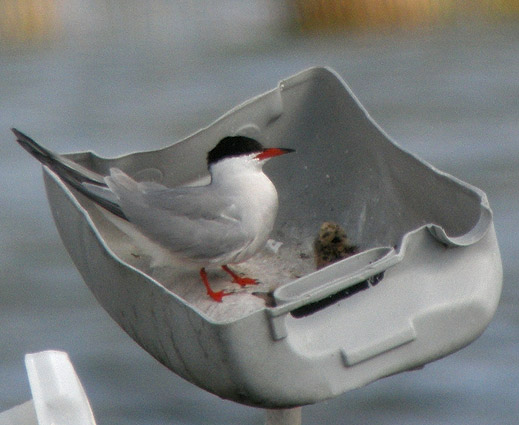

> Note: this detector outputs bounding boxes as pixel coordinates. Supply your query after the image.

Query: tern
[12,128,294,301]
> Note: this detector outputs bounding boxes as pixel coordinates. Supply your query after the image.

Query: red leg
[222,265,257,287]
[200,268,230,302]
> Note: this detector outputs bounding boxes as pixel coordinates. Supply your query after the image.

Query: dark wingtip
[12,128,128,221]
[11,128,29,141]
[12,128,28,145]
[12,128,56,164]
[12,127,35,147]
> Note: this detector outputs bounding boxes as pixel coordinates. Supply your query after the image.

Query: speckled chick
[314,221,357,269]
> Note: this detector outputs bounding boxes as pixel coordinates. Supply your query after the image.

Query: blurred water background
[0,1,518,424]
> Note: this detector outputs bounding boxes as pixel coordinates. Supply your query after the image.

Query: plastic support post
[265,408,302,425]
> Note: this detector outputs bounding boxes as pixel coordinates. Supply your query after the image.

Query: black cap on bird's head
[207,136,294,167]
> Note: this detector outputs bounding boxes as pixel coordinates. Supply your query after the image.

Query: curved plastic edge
[428,205,492,247]
[289,67,494,248]
[24,351,97,425]
[427,178,493,247]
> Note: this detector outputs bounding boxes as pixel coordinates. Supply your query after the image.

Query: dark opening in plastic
[290,272,384,318]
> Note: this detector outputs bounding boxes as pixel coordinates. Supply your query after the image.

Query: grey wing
[106,169,251,263]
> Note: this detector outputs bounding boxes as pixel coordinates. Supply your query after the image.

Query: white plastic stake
[24,351,97,425]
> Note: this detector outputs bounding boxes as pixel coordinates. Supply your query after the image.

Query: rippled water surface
[1,23,518,424]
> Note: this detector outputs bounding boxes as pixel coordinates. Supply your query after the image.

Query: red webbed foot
[222,265,258,287]
[200,268,232,302]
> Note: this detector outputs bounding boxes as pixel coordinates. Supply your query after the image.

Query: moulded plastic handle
[267,247,400,340]
[271,246,399,315]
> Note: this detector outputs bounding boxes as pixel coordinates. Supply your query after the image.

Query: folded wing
[105,168,251,264]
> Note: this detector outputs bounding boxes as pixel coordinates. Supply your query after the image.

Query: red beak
[255,147,295,161]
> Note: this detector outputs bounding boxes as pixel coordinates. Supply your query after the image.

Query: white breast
[210,157,279,264]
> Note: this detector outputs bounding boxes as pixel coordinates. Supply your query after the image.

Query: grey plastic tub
[41,67,502,407]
